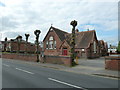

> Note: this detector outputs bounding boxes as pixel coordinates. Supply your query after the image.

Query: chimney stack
[87,28,89,31]
[75,29,79,33]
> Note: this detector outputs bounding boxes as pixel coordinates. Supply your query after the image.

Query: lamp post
[34,30,41,62]
[70,20,77,65]
[40,41,44,63]
[25,34,30,54]
[16,35,22,53]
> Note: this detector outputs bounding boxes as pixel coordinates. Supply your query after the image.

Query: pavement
[17,57,119,79]
[2,58,119,88]
[64,57,120,79]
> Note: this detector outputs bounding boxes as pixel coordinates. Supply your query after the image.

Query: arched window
[49,36,53,40]
[49,36,53,49]
[46,36,56,49]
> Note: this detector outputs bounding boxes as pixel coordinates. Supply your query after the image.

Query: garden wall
[2,53,72,66]
[105,56,120,71]
[2,53,37,62]
[41,55,72,66]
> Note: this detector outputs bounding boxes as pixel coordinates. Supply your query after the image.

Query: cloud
[0,16,20,31]
[98,35,118,46]
[0,0,118,46]
[0,2,6,7]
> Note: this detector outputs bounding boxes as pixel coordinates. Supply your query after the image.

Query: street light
[34,30,41,62]
[40,41,44,63]
[25,34,30,54]
[16,35,22,53]
[70,20,77,65]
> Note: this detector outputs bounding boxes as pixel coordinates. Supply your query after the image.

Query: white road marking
[15,68,34,74]
[3,64,10,67]
[48,78,87,89]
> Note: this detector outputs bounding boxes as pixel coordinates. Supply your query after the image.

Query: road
[2,59,119,89]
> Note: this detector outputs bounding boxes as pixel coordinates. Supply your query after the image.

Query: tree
[4,37,7,52]
[16,35,22,53]
[117,41,120,54]
[25,34,30,53]
[70,20,77,65]
[34,30,41,62]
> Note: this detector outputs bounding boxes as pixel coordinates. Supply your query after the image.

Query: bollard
[76,57,78,64]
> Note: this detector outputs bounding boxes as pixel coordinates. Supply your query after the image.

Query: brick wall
[2,53,72,66]
[2,53,37,62]
[105,56,120,71]
[5,41,41,53]
[41,55,72,66]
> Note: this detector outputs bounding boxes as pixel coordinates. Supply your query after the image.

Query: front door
[62,48,67,55]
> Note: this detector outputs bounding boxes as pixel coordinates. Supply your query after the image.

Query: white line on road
[15,68,34,74]
[3,64,10,67]
[48,78,87,90]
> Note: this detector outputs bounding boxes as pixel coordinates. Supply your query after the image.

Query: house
[43,26,107,58]
[98,40,108,56]
[0,41,6,52]
[108,45,117,53]
[43,26,68,56]
[2,37,41,54]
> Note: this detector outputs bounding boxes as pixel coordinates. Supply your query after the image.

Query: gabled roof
[43,26,98,49]
[52,26,68,41]
[65,30,97,48]
[43,26,68,42]
[99,40,108,49]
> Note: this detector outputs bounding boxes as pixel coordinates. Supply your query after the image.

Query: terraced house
[43,26,108,58]
[1,37,41,54]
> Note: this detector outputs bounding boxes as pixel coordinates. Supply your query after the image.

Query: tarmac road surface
[2,59,119,89]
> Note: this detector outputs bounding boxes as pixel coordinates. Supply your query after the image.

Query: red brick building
[43,26,68,56]
[43,26,108,58]
[1,38,41,54]
[98,40,108,56]
[0,41,5,52]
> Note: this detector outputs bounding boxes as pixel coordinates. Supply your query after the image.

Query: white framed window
[49,41,53,49]
[46,41,48,49]
[46,36,57,50]
[49,36,53,40]
[54,41,56,49]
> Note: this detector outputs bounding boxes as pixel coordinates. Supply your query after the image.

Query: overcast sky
[0,0,119,46]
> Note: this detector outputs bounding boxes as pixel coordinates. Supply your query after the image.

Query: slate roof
[44,26,98,49]
[65,30,97,49]
[51,26,68,41]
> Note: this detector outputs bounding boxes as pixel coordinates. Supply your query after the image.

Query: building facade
[98,40,108,56]
[43,26,68,56]
[1,38,41,54]
[43,26,108,58]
